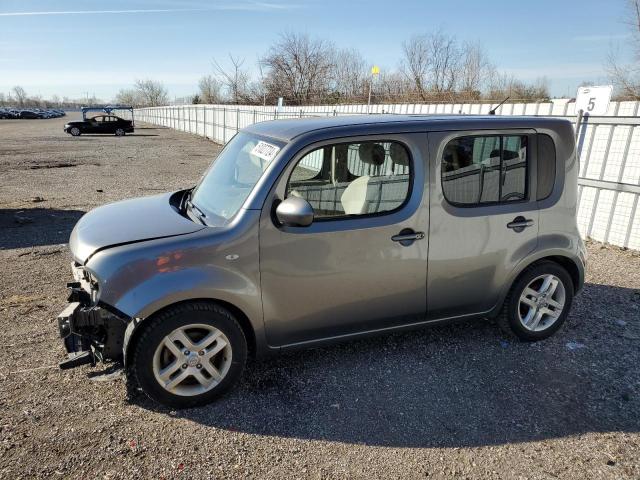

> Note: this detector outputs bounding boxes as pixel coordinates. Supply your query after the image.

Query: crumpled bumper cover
[58,284,129,369]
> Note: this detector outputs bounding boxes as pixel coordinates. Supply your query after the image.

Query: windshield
[190,132,283,224]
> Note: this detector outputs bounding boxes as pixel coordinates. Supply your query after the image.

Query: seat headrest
[389,143,409,167]
[358,143,386,166]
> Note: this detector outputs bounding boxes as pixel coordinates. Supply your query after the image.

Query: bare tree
[133,79,168,106]
[115,88,141,106]
[376,71,413,102]
[607,0,640,99]
[12,86,27,107]
[198,75,222,104]
[486,70,549,101]
[459,42,492,100]
[333,48,368,101]
[428,31,461,95]
[261,32,336,105]
[401,32,461,101]
[401,35,431,100]
[213,54,252,104]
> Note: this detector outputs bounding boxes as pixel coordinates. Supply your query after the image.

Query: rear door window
[441,134,528,205]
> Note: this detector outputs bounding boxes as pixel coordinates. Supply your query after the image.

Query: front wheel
[131,302,247,408]
[115,128,125,136]
[70,127,81,136]
[498,261,574,341]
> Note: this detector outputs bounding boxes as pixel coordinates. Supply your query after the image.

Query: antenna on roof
[489,96,510,115]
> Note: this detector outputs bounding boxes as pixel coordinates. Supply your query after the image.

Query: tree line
[0,86,102,109]
[116,30,552,107]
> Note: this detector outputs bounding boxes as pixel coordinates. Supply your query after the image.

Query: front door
[259,135,429,347]
[87,116,105,133]
[427,130,539,320]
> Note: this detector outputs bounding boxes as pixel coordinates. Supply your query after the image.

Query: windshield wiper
[185,197,207,225]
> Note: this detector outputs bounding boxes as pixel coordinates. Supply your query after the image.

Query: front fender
[115,264,261,327]
[84,210,266,352]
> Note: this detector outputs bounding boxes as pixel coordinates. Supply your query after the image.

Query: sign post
[575,85,612,157]
[575,85,612,138]
[367,65,380,114]
[575,85,613,116]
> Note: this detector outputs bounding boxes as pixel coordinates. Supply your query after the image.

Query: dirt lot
[1,116,639,479]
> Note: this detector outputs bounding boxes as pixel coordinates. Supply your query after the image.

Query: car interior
[287,141,411,218]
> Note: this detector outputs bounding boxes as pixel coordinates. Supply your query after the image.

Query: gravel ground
[1,116,639,479]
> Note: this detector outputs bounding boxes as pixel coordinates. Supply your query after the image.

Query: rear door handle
[507,216,534,233]
[392,229,425,246]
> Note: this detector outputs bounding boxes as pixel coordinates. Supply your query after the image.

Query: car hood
[70,192,205,264]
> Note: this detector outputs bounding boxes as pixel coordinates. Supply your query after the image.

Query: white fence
[136,101,640,250]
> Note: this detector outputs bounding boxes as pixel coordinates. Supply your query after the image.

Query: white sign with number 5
[575,85,613,116]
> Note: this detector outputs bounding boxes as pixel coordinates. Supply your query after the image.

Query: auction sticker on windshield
[251,141,280,162]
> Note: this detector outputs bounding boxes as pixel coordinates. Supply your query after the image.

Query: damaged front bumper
[57,283,129,370]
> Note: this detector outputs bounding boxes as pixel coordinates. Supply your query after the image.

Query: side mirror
[275,197,314,227]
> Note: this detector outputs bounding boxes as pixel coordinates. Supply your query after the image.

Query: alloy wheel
[517,274,566,332]
[152,324,232,396]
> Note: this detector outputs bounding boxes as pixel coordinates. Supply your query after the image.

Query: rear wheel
[70,127,81,136]
[115,128,125,136]
[131,302,247,408]
[498,261,574,341]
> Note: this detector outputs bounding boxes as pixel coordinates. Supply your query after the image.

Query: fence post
[253,109,257,125]
[237,107,240,134]
[203,106,207,138]
[223,107,226,143]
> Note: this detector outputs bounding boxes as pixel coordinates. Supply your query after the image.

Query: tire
[115,128,125,136]
[498,261,574,341]
[70,127,81,136]
[131,302,247,408]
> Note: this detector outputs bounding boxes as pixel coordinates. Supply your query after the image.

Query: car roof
[243,114,573,142]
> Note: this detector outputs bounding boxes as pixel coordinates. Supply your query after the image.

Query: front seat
[341,143,385,214]
[341,175,372,214]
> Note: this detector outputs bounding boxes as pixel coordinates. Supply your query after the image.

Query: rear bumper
[58,284,129,369]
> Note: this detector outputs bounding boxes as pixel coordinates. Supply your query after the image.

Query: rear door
[102,116,117,133]
[111,116,127,132]
[427,129,539,320]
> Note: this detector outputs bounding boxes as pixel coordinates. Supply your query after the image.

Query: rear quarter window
[537,134,556,200]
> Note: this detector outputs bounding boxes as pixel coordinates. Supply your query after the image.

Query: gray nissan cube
[58,115,586,408]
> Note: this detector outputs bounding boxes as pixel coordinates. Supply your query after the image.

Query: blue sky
[0,0,633,101]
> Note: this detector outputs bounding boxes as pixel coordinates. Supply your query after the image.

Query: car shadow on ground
[132,282,640,448]
[0,208,85,249]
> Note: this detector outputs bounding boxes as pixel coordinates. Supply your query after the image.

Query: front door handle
[392,229,425,246]
[507,216,534,233]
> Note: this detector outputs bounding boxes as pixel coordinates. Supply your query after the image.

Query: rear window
[441,135,528,205]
